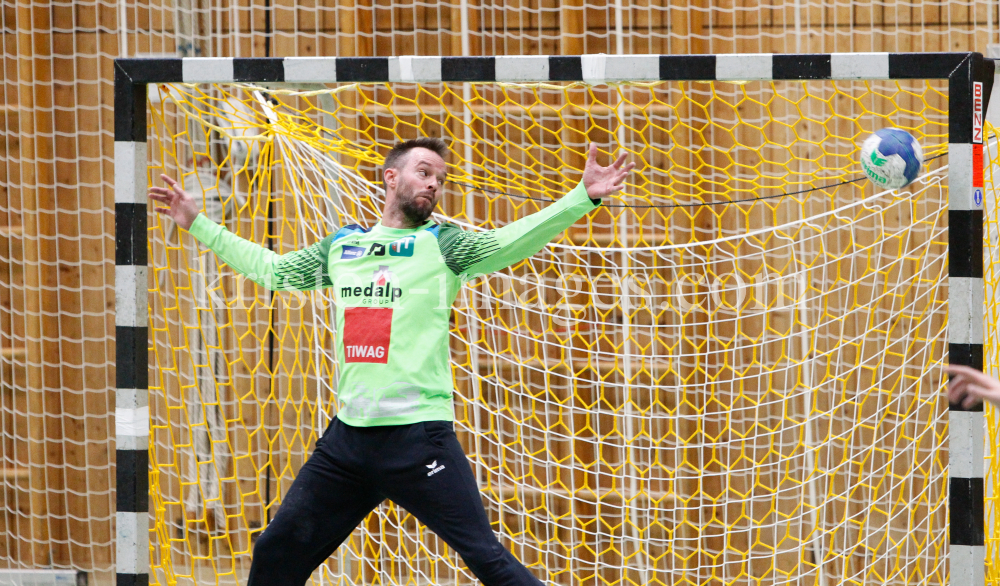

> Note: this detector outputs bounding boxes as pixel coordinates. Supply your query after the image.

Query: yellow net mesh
[984,124,1000,586]
[147,79,951,586]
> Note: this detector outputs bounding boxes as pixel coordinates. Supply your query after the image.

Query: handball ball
[860,128,924,189]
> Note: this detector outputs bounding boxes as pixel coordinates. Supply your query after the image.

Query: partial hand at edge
[581,143,636,201]
[947,364,1000,409]
[148,174,201,231]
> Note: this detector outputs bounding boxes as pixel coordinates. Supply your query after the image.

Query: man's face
[387,148,447,224]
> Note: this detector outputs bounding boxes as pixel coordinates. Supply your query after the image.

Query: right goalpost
[114,53,994,586]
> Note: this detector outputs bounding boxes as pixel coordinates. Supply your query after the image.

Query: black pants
[246,417,543,586]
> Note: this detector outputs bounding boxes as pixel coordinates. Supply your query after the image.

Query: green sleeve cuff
[567,180,601,207]
[187,213,218,243]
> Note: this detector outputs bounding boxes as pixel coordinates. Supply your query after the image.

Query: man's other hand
[581,143,636,200]
[149,174,200,231]
[947,364,1000,409]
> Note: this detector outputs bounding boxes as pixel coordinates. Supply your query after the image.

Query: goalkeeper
[149,137,634,586]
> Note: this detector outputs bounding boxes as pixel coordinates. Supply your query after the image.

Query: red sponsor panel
[343,307,393,364]
[974,143,984,188]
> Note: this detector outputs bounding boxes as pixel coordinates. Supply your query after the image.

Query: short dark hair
[383,137,449,176]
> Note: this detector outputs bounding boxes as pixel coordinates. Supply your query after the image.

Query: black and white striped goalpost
[948,53,994,586]
[113,52,995,586]
[114,64,150,586]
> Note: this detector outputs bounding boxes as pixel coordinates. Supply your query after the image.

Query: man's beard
[397,184,435,224]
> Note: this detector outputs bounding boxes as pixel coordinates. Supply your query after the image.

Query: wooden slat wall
[0,0,993,573]
[0,0,116,571]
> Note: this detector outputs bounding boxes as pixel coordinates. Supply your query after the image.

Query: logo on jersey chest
[343,307,392,364]
[341,245,366,259]
[342,236,416,260]
[389,236,415,257]
[340,265,402,304]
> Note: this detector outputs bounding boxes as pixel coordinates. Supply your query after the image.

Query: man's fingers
[960,384,991,408]
[946,365,996,390]
[948,382,975,404]
[948,364,982,378]
[950,365,997,389]
[954,383,991,403]
[613,163,636,182]
[160,174,183,194]
[948,377,973,397]
[611,153,627,170]
[587,143,598,163]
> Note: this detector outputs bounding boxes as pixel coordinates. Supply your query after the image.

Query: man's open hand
[581,143,636,200]
[148,174,200,231]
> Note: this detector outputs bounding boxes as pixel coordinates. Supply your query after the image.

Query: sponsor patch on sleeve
[343,307,393,364]
[341,245,366,260]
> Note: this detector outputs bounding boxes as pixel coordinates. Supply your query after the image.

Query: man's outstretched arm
[439,144,635,278]
[149,174,334,291]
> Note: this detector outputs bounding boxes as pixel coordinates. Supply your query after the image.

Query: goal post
[114,53,995,586]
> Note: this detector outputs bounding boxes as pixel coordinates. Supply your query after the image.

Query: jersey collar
[370,220,435,237]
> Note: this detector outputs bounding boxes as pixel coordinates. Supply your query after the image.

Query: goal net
[145,71,961,586]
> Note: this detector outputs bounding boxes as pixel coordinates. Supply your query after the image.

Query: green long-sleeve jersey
[187,181,599,426]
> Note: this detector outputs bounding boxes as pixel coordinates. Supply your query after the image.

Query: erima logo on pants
[426,460,445,476]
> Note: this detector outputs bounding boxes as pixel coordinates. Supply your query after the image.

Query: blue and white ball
[860,128,924,190]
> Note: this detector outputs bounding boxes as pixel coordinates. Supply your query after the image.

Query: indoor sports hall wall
[0,0,994,577]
